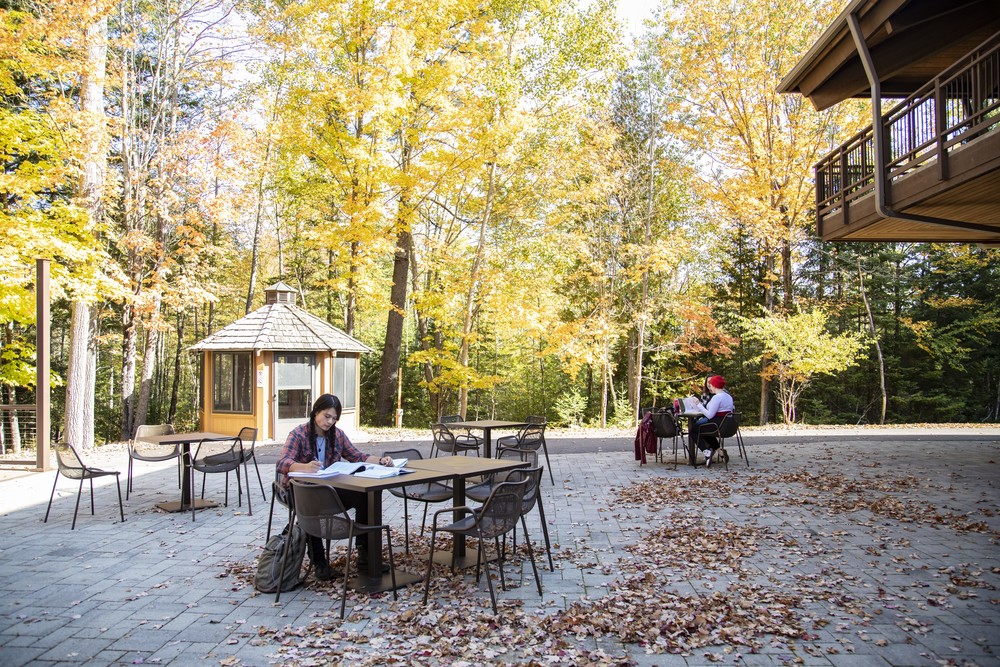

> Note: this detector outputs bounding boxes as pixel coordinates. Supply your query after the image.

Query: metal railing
[816,31,1000,222]
[1,404,37,457]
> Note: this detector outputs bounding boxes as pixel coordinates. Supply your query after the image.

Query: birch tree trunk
[65,13,107,451]
[458,161,496,418]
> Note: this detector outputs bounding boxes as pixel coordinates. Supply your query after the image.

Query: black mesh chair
[470,464,553,572]
[651,409,681,468]
[429,422,480,458]
[127,424,180,500]
[423,478,541,614]
[496,423,552,483]
[440,414,482,449]
[284,479,397,618]
[694,413,748,470]
[236,427,266,501]
[382,447,452,554]
[44,442,125,530]
[191,436,249,520]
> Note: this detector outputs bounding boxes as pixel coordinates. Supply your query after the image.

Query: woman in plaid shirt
[276,393,393,580]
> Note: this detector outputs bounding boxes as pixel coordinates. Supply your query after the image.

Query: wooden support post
[36,259,51,471]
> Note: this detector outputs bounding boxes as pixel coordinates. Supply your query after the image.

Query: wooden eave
[778,0,1000,110]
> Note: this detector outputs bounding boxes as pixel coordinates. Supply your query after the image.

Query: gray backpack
[254,524,307,593]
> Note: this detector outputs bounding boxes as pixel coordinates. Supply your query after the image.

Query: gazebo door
[274,353,316,442]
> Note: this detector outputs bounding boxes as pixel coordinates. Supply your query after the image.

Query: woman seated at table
[688,375,734,468]
[276,393,393,581]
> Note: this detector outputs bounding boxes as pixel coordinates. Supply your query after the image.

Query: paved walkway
[1,428,998,666]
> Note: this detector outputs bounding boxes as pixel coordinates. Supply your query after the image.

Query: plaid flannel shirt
[276,422,365,485]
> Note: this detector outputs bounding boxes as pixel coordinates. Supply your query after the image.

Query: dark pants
[303,488,369,566]
[691,415,725,451]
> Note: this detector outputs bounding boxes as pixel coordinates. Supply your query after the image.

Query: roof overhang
[778,0,1000,111]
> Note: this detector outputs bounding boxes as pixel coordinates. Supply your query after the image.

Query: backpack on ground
[254,524,306,593]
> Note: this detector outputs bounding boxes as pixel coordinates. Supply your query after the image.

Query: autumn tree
[657,0,868,423]
[742,308,867,424]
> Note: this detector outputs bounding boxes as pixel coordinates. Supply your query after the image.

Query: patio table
[139,431,231,513]
[444,419,528,458]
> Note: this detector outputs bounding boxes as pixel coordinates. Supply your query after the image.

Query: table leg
[155,443,218,513]
[687,419,697,467]
[347,490,420,593]
[483,428,492,458]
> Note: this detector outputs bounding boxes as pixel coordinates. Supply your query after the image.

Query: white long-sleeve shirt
[699,390,734,419]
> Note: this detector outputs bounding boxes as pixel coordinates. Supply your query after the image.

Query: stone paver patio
[1,427,998,666]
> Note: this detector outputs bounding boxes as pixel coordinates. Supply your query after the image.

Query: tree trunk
[375,228,412,425]
[375,138,414,426]
[168,310,184,424]
[132,289,162,430]
[459,161,496,417]
[858,259,887,424]
[65,14,106,451]
[758,246,775,425]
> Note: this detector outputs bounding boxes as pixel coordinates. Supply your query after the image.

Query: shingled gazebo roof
[189,282,372,353]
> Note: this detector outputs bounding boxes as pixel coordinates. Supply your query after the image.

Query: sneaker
[704,449,712,468]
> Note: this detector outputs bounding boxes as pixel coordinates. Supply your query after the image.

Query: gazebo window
[213,352,252,413]
[333,353,357,409]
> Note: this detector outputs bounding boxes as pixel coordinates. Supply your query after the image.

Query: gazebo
[189,282,372,442]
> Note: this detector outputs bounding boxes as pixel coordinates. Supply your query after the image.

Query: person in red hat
[689,375,734,467]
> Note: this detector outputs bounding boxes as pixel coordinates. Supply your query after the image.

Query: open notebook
[289,458,411,479]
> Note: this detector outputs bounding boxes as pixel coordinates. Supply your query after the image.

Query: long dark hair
[307,394,342,459]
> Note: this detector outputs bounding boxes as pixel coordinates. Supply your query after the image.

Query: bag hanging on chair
[254,524,307,593]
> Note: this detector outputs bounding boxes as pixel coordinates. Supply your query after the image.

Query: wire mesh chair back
[526,415,546,425]
[439,414,463,424]
[431,423,458,453]
[131,424,177,459]
[54,441,89,480]
[192,437,243,473]
[718,413,739,439]
[289,480,354,542]
[475,479,528,540]
[503,466,543,515]
[513,423,545,451]
[237,427,258,454]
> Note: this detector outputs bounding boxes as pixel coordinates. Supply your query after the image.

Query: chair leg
[126,457,133,500]
[402,496,411,554]
[341,527,354,619]
[89,478,96,515]
[44,472,60,523]
[494,535,506,592]
[520,514,543,595]
[243,459,252,515]
[72,478,85,530]
[266,492,276,542]
[420,503,430,536]
[423,525,439,605]
[483,538,498,614]
[191,471,197,522]
[115,475,125,523]
[535,496,554,571]
[384,526,398,600]
[541,440,554,484]
[275,512,294,603]
[250,456,266,501]
[200,472,206,499]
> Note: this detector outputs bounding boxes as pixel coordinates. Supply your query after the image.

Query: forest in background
[2,0,999,452]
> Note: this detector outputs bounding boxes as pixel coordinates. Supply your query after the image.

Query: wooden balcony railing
[815,31,1000,223]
